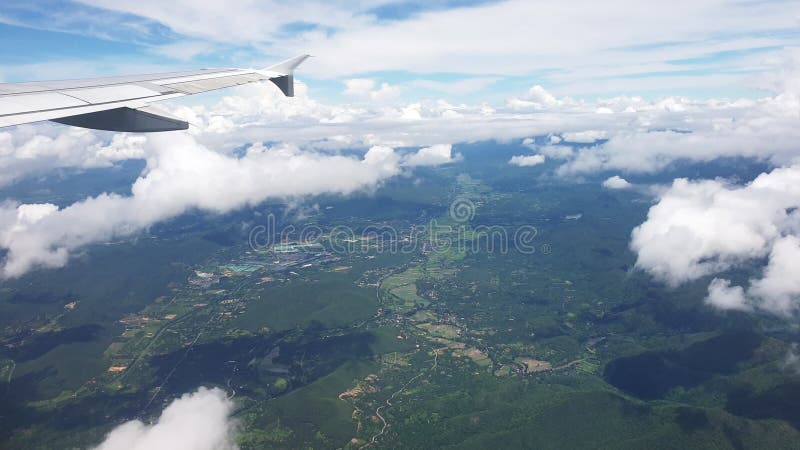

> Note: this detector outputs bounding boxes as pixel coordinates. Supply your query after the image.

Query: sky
[0,0,799,102]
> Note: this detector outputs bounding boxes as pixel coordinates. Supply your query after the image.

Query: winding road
[363,346,439,448]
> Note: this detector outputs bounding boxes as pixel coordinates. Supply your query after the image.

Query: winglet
[261,54,311,97]
[264,54,312,76]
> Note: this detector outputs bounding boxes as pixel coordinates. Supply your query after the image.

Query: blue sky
[0,0,798,103]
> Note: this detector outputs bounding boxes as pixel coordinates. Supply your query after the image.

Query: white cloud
[154,52,800,178]
[92,387,237,450]
[343,78,401,101]
[537,145,574,160]
[562,130,607,143]
[0,81,494,276]
[509,154,545,167]
[507,85,582,111]
[525,85,558,106]
[556,95,800,175]
[343,78,375,96]
[522,139,574,160]
[706,278,751,312]
[508,85,563,110]
[631,165,800,316]
[0,126,146,187]
[0,134,408,277]
[602,175,631,189]
[403,144,460,167]
[370,83,402,102]
[3,52,798,194]
[706,236,800,315]
[745,235,800,315]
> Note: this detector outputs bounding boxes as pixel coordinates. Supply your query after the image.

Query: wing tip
[264,54,312,76]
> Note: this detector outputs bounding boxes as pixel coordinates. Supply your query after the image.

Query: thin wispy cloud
[0,0,796,98]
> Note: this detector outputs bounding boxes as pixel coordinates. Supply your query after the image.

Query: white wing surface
[0,54,311,132]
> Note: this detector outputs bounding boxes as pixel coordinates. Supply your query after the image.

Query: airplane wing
[0,54,311,132]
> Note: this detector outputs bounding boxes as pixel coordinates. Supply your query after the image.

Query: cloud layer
[0,52,799,282]
[171,56,800,179]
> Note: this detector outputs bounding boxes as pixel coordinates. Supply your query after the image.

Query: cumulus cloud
[707,236,800,315]
[0,133,414,277]
[403,144,460,167]
[508,85,576,110]
[0,126,146,187]
[509,154,545,167]
[631,165,800,316]
[0,129,464,277]
[343,78,376,96]
[741,235,800,314]
[602,175,631,189]
[706,278,751,312]
[343,78,401,101]
[368,83,402,101]
[92,387,237,450]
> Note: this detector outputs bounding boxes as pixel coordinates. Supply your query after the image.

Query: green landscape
[0,142,798,449]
